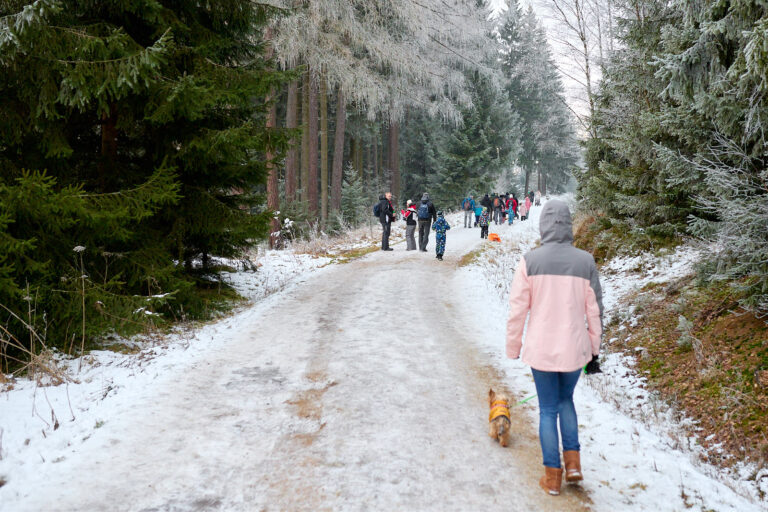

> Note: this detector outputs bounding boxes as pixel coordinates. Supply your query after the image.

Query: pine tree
[0,0,287,361]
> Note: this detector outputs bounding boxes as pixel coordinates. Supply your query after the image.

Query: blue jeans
[531,368,581,468]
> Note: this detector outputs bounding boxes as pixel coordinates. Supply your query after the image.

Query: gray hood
[422,193,430,201]
[539,200,573,244]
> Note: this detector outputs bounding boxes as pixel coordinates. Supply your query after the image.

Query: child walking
[478,207,491,239]
[432,211,451,260]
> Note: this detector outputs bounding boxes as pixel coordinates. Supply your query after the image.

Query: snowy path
[8,218,590,512]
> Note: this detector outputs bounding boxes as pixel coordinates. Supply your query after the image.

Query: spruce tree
[0,1,286,360]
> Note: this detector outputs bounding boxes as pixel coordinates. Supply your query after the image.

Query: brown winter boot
[539,466,563,496]
[563,450,583,483]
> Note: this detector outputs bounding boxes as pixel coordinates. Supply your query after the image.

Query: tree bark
[319,77,329,227]
[524,168,530,195]
[99,102,118,192]
[308,72,319,217]
[266,99,279,248]
[330,86,345,213]
[389,121,400,199]
[285,80,298,203]
[265,28,280,248]
[301,71,310,203]
[372,132,378,179]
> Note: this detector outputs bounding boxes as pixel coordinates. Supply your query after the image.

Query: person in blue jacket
[461,195,476,228]
[432,211,451,261]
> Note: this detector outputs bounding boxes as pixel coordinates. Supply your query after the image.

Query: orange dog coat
[489,400,510,422]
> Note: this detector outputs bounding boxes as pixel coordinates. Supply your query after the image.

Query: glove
[584,354,602,375]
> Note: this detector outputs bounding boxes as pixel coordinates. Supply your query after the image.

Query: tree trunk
[389,121,400,199]
[266,100,279,248]
[373,133,378,179]
[355,138,363,180]
[285,80,298,203]
[265,28,280,248]
[99,102,118,192]
[331,86,345,212]
[301,71,310,203]
[308,72,319,217]
[524,168,530,195]
[319,77,329,227]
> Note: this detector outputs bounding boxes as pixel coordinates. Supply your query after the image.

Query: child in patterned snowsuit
[478,207,491,239]
[432,211,451,261]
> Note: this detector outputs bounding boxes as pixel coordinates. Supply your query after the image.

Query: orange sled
[488,233,501,242]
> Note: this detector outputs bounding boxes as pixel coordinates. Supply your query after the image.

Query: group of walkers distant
[375,188,546,258]
[461,190,543,238]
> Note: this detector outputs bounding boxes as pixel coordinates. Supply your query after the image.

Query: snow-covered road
[7,217,593,512]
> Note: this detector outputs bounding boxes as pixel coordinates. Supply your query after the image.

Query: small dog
[488,388,511,447]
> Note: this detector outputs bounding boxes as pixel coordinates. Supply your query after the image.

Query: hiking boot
[563,451,583,483]
[539,467,563,496]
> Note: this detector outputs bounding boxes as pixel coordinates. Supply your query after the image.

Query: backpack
[373,202,381,218]
[463,199,471,211]
[493,197,500,207]
[417,202,431,219]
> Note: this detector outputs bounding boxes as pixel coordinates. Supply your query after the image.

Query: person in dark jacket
[378,192,395,251]
[481,193,492,212]
[417,193,437,252]
[529,190,535,205]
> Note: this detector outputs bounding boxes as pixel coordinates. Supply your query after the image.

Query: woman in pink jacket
[506,200,603,496]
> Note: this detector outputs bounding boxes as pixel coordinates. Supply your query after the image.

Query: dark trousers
[418,220,431,251]
[481,225,489,238]
[381,221,391,249]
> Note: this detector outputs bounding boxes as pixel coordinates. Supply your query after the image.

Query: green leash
[513,394,537,407]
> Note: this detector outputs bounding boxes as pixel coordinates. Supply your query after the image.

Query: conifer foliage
[0,0,285,363]
[582,0,768,314]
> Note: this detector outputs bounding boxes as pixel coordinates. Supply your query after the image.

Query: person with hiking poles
[461,194,475,228]
[417,193,437,252]
[505,200,603,496]
[376,192,395,251]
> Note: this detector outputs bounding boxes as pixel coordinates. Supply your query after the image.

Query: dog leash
[512,394,537,407]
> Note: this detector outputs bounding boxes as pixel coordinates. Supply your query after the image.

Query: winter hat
[482,206,488,212]
[437,210,444,217]
[406,199,413,206]
[422,193,430,201]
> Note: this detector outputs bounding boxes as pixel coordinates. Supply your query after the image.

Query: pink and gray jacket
[506,200,603,372]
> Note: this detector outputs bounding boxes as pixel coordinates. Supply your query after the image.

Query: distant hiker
[501,193,509,223]
[481,193,492,213]
[462,195,476,228]
[529,190,535,205]
[506,194,517,225]
[432,211,451,261]
[535,190,542,206]
[518,199,528,221]
[377,192,395,251]
[417,193,437,252]
[525,195,532,218]
[474,204,483,227]
[493,195,503,225]
[506,199,603,496]
[403,199,418,251]
[478,207,491,239]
